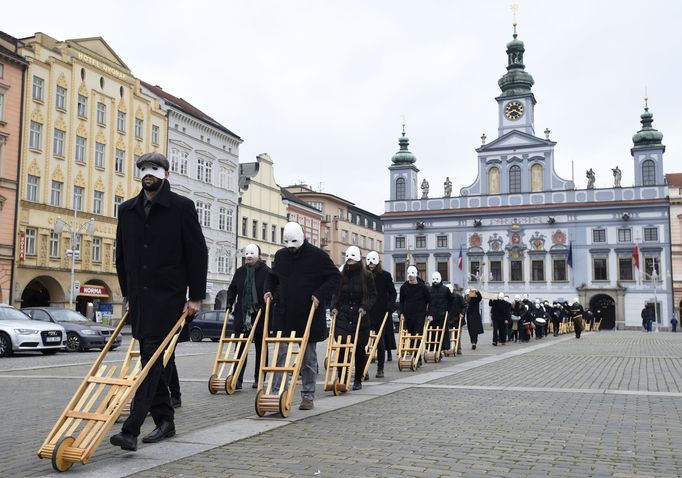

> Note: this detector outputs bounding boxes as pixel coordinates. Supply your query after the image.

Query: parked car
[189,310,233,342]
[0,304,66,357]
[22,307,121,352]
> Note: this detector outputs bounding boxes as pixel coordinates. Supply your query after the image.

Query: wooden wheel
[225,374,236,395]
[410,361,417,371]
[208,374,218,395]
[255,389,266,417]
[324,357,328,370]
[398,361,404,371]
[336,380,347,395]
[51,436,75,472]
[279,391,290,418]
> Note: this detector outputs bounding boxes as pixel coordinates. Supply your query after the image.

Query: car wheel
[0,333,12,357]
[190,328,203,342]
[66,332,82,352]
[42,350,58,355]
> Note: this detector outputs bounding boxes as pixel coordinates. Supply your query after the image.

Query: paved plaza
[2,330,682,477]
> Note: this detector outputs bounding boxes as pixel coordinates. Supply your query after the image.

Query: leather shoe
[170,396,181,408]
[142,421,175,443]
[252,382,258,389]
[110,431,137,451]
[299,398,314,410]
[352,381,362,391]
[376,368,384,378]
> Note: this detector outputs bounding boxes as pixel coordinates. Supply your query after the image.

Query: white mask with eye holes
[283,222,304,250]
[139,163,166,179]
[345,246,361,263]
[431,272,442,285]
[366,251,380,265]
[244,244,259,259]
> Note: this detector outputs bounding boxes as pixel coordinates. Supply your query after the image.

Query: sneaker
[299,398,314,410]
[376,368,384,378]
[170,396,182,408]
[352,381,362,391]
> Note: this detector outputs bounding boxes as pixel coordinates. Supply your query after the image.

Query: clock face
[505,101,524,120]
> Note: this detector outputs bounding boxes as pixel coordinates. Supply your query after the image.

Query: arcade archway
[590,294,616,330]
[77,279,112,322]
[214,290,228,310]
[21,276,65,308]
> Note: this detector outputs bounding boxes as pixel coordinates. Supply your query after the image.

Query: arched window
[530,164,543,192]
[509,165,521,193]
[642,160,656,186]
[395,177,406,200]
[487,167,500,194]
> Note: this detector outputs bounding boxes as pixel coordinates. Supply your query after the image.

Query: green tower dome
[632,101,664,148]
[391,128,417,165]
[498,28,535,97]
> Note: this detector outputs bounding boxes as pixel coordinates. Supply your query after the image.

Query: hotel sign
[76,52,127,81]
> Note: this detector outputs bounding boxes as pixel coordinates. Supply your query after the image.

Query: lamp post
[54,210,95,309]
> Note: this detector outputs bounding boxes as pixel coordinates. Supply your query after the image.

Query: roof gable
[67,37,129,71]
[477,130,554,152]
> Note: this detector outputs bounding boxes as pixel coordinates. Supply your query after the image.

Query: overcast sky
[5,0,682,213]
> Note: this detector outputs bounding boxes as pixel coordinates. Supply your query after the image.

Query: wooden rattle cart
[323,312,362,395]
[362,312,388,381]
[423,312,448,363]
[37,312,187,472]
[397,317,431,371]
[254,300,315,418]
[208,307,262,395]
[443,314,464,357]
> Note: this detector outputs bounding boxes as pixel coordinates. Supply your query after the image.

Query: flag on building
[633,243,640,269]
[457,245,463,270]
[567,241,573,268]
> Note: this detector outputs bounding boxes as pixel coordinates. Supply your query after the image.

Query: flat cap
[136,152,169,171]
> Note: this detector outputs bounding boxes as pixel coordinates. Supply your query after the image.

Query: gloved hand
[359,307,367,316]
[331,308,338,316]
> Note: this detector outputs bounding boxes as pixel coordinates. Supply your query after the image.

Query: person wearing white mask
[399,266,431,365]
[264,222,340,410]
[365,251,397,376]
[489,292,510,346]
[331,246,377,390]
[225,244,271,389]
[428,272,453,351]
[465,288,483,349]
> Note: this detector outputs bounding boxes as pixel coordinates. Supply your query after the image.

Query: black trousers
[574,319,582,338]
[123,337,174,436]
[165,352,181,399]
[492,319,506,344]
[237,329,267,385]
[336,320,370,382]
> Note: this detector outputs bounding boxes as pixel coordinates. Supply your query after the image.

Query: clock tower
[496,24,536,137]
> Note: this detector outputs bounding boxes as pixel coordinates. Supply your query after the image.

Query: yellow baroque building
[13,33,166,322]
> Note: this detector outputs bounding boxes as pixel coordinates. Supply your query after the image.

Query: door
[590,294,616,330]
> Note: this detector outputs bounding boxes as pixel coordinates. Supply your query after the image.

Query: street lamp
[54,212,95,309]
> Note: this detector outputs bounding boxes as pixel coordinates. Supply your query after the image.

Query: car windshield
[0,307,31,320]
[50,309,89,322]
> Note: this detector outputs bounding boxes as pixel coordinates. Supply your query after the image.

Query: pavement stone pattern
[3,330,682,477]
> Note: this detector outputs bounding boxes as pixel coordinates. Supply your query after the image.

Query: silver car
[0,304,66,357]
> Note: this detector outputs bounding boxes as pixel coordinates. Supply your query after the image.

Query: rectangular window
[196,202,211,227]
[218,208,227,231]
[469,260,481,281]
[135,118,143,139]
[197,158,205,181]
[341,230,348,243]
[553,258,567,281]
[73,186,84,211]
[510,260,523,282]
[95,142,105,168]
[645,256,660,278]
[133,155,141,179]
[252,220,258,239]
[593,257,608,281]
[415,235,426,248]
[592,229,606,243]
[77,94,87,118]
[55,86,66,110]
[50,180,63,207]
[242,218,248,236]
[114,195,123,217]
[96,102,106,125]
[395,236,405,249]
[92,238,101,262]
[416,262,427,281]
[490,260,502,281]
[180,152,188,176]
[360,235,365,248]
[436,235,448,248]
[271,224,277,243]
[117,111,126,132]
[0,92,4,122]
[26,175,39,202]
[531,259,545,281]
[617,228,632,243]
[368,238,374,250]
[437,261,449,282]
[262,222,267,241]
[75,135,86,162]
[394,261,406,283]
[217,256,227,274]
[377,240,382,252]
[29,121,42,150]
[53,129,65,156]
[351,233,358,245]
[226,209,233,233]
[25,228,37,255]
[115,149,124,173]
[32,75,44,101]
[49,233,60,258]
[93,191,103,215]
[618,257,634,281]
[644,227,658,242]
[151,125,160,145]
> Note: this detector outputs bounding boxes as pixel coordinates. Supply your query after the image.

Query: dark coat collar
[126,180,173,213]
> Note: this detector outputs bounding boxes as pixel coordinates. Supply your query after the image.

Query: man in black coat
[111,153,208,451]
[366,251,396,378]
[226,244,271,389]
[449,287,466,354]
[264,222,340,411]
[428,272,453,350]
[489,292,510,346]
[465,289,483,349]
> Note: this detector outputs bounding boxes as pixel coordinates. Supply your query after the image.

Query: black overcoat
[116,180,208,340]
[332,265,377,331]
[369,269,397,332]
[429,283,453,323]
[265,240,341,342]
[226,260,271,333]
[466,291,484,335]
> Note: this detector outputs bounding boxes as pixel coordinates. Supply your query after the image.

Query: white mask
[431,272,442,285]
[345,246,361,263]
[138,163,166,179]
[366,251,380,265]
[283,222,304,250]
[407,266,418,278]
[244,244,259,259]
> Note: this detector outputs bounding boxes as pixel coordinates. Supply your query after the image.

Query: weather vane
[511,4,519,35]
[644,85,649,109]
[401,114,406,134]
